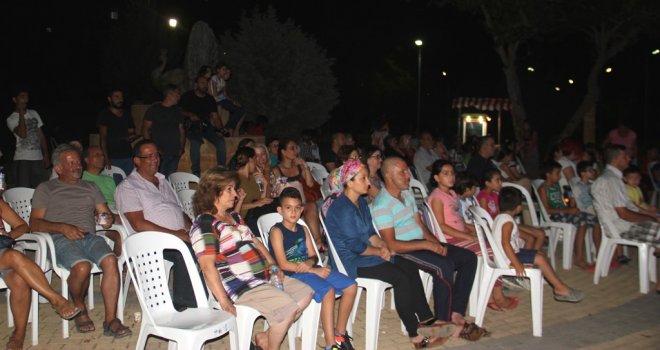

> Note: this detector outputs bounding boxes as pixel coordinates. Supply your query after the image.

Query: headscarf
[322,160,363,216]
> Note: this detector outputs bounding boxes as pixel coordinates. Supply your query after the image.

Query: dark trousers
[163,242,204,310]
[14,160,47,188]
[159,154,180,178]
[357,257,434,337]
[401,245,477,321]
[188,125,226,176]
[218,99,246,130]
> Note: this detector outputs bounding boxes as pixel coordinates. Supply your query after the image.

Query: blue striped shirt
[371,189,423,241]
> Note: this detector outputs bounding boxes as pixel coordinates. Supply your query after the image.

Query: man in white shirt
[413,132,439,188]
[115,139,197,310]
[591,144,659,255]
[6,89,50,187]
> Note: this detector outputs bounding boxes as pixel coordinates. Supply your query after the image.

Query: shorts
[235,276,312,325]
[292,269,356,303]
[550,212,598,227]
[515,249,537,265]
[52,233,114,269]
[0,248,11,277]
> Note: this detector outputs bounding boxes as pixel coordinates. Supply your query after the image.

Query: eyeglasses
[369,154,382,159]
[136,153,161,160]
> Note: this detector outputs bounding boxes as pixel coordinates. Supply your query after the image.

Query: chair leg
[529,273,543,337]
[468,258,482,317]
[562,227,575,270]
[593,236,611,285]
[31,289,39,345]
[601,240,618,278]
[546,229,558,270]
[364,287,386,350]
[135,322,150,350]
[300,302,321,350]
[474,271,497,327]
[61,272,70,339]
[638,244,650,294]
[649,246,657,284]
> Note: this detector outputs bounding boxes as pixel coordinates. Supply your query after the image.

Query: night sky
[2,0,659,157]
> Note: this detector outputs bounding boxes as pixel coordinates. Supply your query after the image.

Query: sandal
[103,318,133,339]
[417,321,456,338]
[413,336,448,349]
[501,296,520,310]
[487,301,504,311]
[74,311,96,333]
[458,322,488,341]
[52,301,81,320]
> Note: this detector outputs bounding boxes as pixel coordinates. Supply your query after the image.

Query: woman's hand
[378,245,391,261]
[237,188,247,201]
[218,296,236,315]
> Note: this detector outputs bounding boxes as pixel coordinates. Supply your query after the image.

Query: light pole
[415,39,423,133]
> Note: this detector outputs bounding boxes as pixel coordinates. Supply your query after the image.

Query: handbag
[301,178,322,203]
[0,234,16,249]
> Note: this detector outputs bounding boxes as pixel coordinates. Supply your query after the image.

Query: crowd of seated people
[4,73,660,349]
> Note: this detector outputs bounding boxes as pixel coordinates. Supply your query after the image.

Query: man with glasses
[115,139,198,310]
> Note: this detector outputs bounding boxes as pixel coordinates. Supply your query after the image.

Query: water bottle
[269,266,284,290]
[255,177,264,193]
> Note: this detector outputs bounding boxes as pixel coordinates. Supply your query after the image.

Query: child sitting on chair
[538,161,600,271]
[269,188,357,350]
[494,187,585,303]
[623,166,659,216]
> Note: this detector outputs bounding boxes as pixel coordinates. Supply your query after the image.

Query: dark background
[2,0,659,160]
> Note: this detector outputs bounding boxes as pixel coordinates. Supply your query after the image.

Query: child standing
[269,188,357,350]
[494,187,585,303]
[538,161,600,271]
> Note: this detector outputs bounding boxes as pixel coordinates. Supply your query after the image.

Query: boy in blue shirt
[269,188,357,350]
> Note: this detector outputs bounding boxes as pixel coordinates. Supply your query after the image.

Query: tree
[220,7,339,136]
[555,0,660,141]
[448,0,543,142]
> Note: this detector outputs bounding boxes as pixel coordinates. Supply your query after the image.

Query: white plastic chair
[421,201,483,317]
[648,161,659,207]
[592,211,656,294]
[168,172,200,192]
[256,212,326,350]
[34,231,125,338]
[307,162,329,185]
[101,165,127,183]
[176,189,196,221]
[124,231,237,349]
[408,178,428,209]
[3,187,35,222]
[528,179,578,270]
[1,220,47,346]
[470,206,543,337]
[321,211,392,350]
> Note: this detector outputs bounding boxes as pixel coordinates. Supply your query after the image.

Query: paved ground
[1,249,658,349]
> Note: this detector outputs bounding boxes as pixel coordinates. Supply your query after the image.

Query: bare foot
[254,331,269,349]
[52,300,81,320]
[6,333,24,350]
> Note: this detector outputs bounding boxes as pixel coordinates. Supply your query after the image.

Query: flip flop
[487,301,504,311]
[103,318,132,339]
[74,311,95,333]
[52,301,81,320]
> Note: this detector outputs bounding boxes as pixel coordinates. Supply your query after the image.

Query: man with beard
[30,143,131,337]
[180,75,226,176]
[97,88,138,176]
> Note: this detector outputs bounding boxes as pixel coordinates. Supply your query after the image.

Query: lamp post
[415,39,423,133]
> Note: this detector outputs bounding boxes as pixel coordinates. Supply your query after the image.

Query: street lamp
[168,18,178,28]
[415,39,423,133]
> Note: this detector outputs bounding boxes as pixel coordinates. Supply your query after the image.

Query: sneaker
[335,332,354,350]
[554,287,585,303]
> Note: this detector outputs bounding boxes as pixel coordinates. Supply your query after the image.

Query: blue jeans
[188,126,226,176]
[159,154,180,177]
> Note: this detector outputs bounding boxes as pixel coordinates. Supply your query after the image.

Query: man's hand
[427,241,447,256]
[512,260,526,278]
[311,267,331,278]
[257,197,273,207]
[218,296,236,315]
[61,224,86,240]
[378,245,391,261]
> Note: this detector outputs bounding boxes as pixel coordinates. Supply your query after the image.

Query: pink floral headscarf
[322,160,363,216]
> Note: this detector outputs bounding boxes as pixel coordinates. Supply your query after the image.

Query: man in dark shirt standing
[179,76,226,176]
[142,84,185,177]
[97,88,137,176]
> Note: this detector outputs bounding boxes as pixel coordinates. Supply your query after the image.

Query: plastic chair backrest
[257,213,323,265]
[319,210,349,275]
[117,211,136,236]
[593,207,623,240]
[177,189,196,221]
[470,206,509,269]
[100,165,127,184]
[168,172,200,192]
[3,220,10,232]
[530,179,555,223]
[502,182,540,226]
[124,231,210,326]
[421,201,447,243]
[409,178,429,209]
[3,187,35,222]
[307,162,329,185]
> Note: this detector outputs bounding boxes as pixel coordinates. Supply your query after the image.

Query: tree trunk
[496,43,526,143]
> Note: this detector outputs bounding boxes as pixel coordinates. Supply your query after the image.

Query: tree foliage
[220,7,339,136]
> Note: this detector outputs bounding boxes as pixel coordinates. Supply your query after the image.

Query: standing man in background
[6,88,50,188]
[97,88,138,177]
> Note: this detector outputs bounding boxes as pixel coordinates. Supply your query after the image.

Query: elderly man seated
[30,144,131,338]
[115,139,198,310]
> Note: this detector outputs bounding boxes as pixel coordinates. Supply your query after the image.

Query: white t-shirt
[557,157,577,189]
[492,213,523,266]
[6,109,44,161]
[209,74,226,102]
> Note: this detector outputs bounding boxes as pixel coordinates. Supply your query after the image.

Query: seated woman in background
[1,199,81,350]
[363,146,384,203]
[227,138,255,170]
[234,146,276,236]
[190,168,312,350]
[493,148,525,182]
[272,139,323,247]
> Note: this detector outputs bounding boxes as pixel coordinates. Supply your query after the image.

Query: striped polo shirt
[371,188,423,241]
